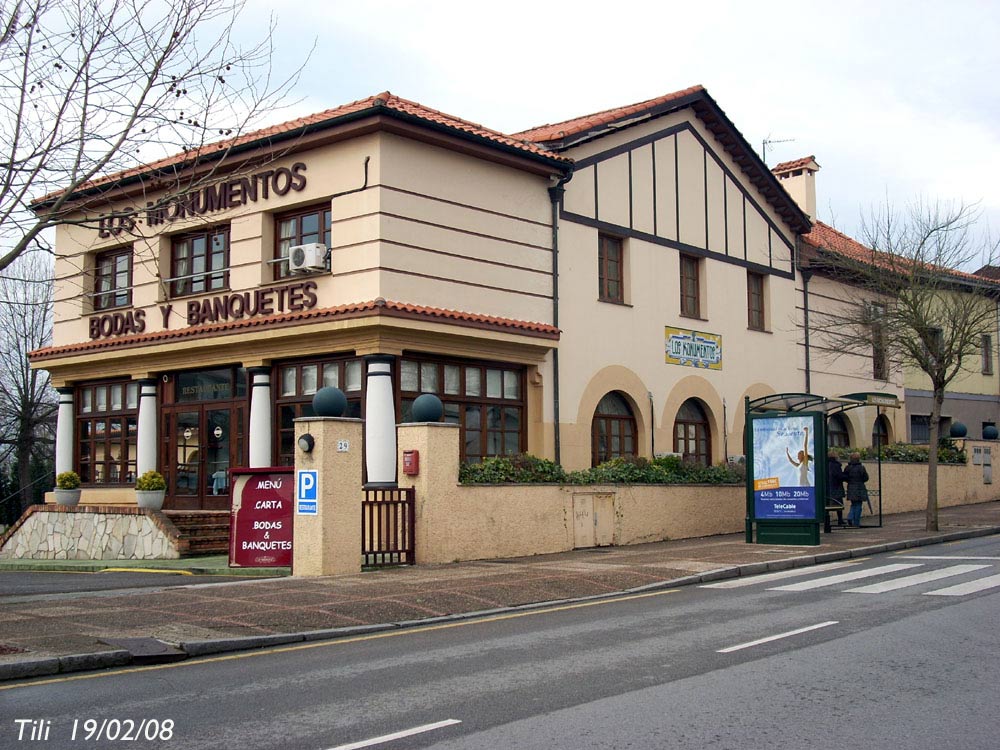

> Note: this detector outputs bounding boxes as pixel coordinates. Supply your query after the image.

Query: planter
[54,488,82,506]
[135,489,166,510]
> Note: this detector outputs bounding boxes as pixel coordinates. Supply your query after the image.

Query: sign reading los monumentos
[96,162,308,238]
[229,468,294,568]
[664,327,722,370]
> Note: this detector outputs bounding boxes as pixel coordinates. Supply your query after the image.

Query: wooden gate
[362,487,416,567]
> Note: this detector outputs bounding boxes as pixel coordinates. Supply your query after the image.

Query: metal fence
[362,486,415,567]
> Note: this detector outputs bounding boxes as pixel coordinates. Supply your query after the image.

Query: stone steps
[163,511,230,557]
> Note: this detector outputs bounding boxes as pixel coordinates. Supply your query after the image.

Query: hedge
[459,454,745,485]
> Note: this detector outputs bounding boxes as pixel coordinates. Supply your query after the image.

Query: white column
[364,355,397,486]
[136,379,158,476]
[248,367,273,467]
[54,388,74,476]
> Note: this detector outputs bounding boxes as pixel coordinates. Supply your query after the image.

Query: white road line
[899,555,1000,561]
[923,572,1000,597]
[326,720,462,750]
[768,563,922,591]
[844,564,990,594]
[717,621,838,653]
[700,561,860,589]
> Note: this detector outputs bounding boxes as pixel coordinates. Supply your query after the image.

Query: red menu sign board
[229,468,294,568]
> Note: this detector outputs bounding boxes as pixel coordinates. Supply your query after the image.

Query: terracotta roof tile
[29,299,559,362]
[511,85,705,143]
[803,221,991,285]
[771,155,819,174]
[34,93,570,206]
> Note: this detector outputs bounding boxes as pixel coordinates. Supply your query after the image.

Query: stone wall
[0,506,183,560]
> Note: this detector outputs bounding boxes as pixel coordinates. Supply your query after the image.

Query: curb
[3,525,998,683]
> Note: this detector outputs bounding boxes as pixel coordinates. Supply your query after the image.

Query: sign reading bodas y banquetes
[229,468,294,568]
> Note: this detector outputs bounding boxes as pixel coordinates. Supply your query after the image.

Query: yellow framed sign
[664,327,722,370]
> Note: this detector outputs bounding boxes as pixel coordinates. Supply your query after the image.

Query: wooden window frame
[679,254,701,318]
[598,234,624,304]
[747,271,765,331]
[274,203,332,280]
[169,225,230,298]
[93,247,133,311]
[673,398,711,466]
[590,392,637,467]
[75,380,139,486]
[982,334,994,375]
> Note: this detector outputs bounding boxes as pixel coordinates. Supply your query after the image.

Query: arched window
[872,414,891,450]
[674,399,711,465]
[828,414,850,449]
[591,392,637,466]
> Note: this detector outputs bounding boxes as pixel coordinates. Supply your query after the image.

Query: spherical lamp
[950,422,968,438]
[983,425,998,440]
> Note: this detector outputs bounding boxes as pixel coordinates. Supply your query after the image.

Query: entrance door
[164,405,244,510]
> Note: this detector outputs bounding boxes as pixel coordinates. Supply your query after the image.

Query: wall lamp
[297,433,315,453]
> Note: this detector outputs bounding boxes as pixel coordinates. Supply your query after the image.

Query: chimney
[771,155,820,219]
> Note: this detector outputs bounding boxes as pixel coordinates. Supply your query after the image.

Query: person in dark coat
[844,452,869,527]
[826,450,846,526]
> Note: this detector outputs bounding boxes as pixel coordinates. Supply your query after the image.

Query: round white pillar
[136,379,158,476]
[364,355,397,486]
[248,367,273,467]
[54,388,74,476]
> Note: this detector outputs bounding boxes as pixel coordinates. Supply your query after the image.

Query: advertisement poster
[229,469,294,567]
[752,415,816,520]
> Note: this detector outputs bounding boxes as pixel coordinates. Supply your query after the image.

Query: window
[170,226,230,297]
[982,334,994,375]
[274,204,332,280]
[679,255,700,318]
[598,234,624,303]
[591,392,637,466]
[868,302,888,380]
[93,247,132,310]
[828,414,850,449]
[674,398,710,465]
[910,415,930,444]
[400,357,525,463]
[76,381,139,484]
[747,271,765,331]
[872,415,891,450]
[274,356,363,466]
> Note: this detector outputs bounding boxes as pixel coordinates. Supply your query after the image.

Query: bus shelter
[745,392,899,545]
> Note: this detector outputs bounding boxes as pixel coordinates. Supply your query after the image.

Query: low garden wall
[0,506,183,560]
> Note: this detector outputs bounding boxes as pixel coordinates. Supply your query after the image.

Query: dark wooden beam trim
[560,210,794,280]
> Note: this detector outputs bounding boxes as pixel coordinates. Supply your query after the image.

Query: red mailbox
[403,450,419,476]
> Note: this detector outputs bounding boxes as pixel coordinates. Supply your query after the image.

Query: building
[30,87,894,510]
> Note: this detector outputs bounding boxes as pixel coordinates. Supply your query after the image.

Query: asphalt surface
[1,501,999,681]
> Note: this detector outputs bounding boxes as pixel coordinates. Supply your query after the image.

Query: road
[3,536,999,750]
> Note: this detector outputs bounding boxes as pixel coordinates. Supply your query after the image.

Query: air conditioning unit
[288,243,327,273]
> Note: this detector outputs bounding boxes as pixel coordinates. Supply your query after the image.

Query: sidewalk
[3,501,999,681]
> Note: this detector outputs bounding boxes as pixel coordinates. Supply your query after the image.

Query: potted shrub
[54,471,82,506]
[135,470,167,510]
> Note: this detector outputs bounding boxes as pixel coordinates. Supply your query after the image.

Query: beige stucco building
[31,87,897,510]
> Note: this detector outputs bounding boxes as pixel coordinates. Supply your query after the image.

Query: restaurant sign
[664,327,722,370]
[229,468,294,568]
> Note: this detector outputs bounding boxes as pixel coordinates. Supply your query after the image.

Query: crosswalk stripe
[844,564,990,594]
[923,572,1000,597]
[700,561,860,589]
[768,563,922,591]
[899,555,1000,561]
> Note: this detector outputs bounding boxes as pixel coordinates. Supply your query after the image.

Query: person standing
[826,449,846,526]
[844,452,869,527]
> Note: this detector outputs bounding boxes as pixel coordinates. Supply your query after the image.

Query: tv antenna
[761,136,795,166]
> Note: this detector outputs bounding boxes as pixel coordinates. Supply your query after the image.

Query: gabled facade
[31,87,892,510]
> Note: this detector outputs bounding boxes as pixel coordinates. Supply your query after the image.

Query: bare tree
[0,251,57,516]
[806,200,1000,531]
[0,0,304,272]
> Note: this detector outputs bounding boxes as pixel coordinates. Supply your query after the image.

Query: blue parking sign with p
[296,470,318,515]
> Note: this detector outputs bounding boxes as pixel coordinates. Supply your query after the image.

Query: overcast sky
[242,0,999,261]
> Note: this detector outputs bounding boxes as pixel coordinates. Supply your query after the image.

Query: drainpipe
[801,267,813,393]
[548,171,573,465]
